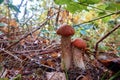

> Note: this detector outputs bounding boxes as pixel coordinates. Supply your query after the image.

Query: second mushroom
[71,38,87,70]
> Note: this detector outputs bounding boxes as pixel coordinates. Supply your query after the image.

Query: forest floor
[0,33,120,80]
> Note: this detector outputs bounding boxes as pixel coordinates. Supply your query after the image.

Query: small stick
[0,49,22,62]
[55,5,61,26]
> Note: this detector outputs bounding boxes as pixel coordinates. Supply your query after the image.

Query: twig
[75,10,120,26]
[94,24,120,58]
[55,5,61,26]
[76,74,84,80]
[21,55,55,71]
[5,12,58,50]
[0,68,7,78]
[15,0,25,19]
[14,47,60,55]
[49,72,56,80]
[21,15,34,27]
[0,49,22,62]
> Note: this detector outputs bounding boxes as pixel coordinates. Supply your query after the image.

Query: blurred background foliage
[0,0,120,55]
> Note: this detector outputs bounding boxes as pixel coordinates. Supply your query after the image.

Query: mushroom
[56,24,75,70]
[71,38,87,70]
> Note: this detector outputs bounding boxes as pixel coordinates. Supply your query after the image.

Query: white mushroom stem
[72,47,85,70]
[61,36,72,70]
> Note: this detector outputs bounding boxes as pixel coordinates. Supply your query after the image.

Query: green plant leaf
[41,30,49,33]
[99,44,110,51]
[117,52,120,57]
[0,0,4,4]
[105,2,120,11]
[97,4,107,16]
[102,16,111,23]
[0,78,9,80]
[13,74,22,80]
[97,4,107,10]
[109,71,120,80]
[117,46,120,57]
[117,46,120,50]
[8,4,21,13]
[54,0,71,5]
[78,0,100,4]
[65,2,87,13]
[54,0,87,13]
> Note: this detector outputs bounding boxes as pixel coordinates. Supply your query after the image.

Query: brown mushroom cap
[56,24,75,37]
[72,38,87,50]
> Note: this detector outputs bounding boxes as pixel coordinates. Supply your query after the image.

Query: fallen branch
[75,10,120,26]
[14,47,60,55]
[94,24,120,58]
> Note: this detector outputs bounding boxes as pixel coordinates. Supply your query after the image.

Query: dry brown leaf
[19,55,27,60]
[0,17,8,23]
[0,54,4,62]
[41,59,56,68]
[51,52,59,58]
[46,59,56,67]
[41,60,46,65]
[73,15,80,24]
[43,39,49,45]
[9,19,18,27]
